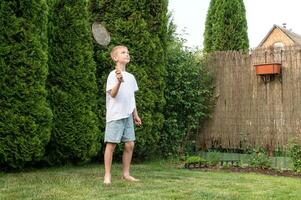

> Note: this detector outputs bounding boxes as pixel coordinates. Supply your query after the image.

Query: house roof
[258,24,301,47]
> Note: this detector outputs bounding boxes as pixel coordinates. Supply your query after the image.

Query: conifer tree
[204,0,249,52]
[46,0,100,164]
[0,0,52,168]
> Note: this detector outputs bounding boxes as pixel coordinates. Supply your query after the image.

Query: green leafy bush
[0,0,52,169]
[207,151,221,166]
[184,156,208,169]
[289,142,301,173]
[185,156,207,165]
[186,156,201,164]
[247,147,271,169]
[161,37,214,157]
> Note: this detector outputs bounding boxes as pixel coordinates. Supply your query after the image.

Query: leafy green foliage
[185,156,207,165]
[206,151,221,166]
[0,0,216,167]
[0,0,52,168]
[160,37,214,157]
[289,142,301,172]
[46,0,100,165]
[247,147,271,169]
[204,0,249,52]
[90,0,169,158]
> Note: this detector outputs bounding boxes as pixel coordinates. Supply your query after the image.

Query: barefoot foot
[121,175,139,182]
[103,175,111,186]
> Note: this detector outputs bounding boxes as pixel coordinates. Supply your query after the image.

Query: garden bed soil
[197,166,301,178]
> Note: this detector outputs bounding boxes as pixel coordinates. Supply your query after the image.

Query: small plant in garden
[273,146,289,157]
[186,156,201,164]
[220,160,241,168]
[289,142,301,173]
[207,151,221,166]
[221,162,232,169]
[247,147,271,169]
[184,156,207,168]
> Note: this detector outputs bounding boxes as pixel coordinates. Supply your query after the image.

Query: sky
[168,0,301,48]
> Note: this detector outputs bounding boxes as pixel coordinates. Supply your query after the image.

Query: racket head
[92,22,111,46]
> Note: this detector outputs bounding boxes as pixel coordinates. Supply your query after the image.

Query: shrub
[184,156,208,168]
[0,0,52,169]
[206,151,221,166]
[289,142,301,173]
[185,156,201,164]
[247,147,271,169]
[185,156,207,164]
[46,0,100,165]
[161,37,214,157]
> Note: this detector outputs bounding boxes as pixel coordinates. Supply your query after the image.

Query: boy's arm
[132,108,142,126]
[109,81,121,98]
[109,69,123,98]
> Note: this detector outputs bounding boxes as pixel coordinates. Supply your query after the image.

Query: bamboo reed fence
[197,46,301,152]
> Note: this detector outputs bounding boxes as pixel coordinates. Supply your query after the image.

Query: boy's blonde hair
[110,45,128,62]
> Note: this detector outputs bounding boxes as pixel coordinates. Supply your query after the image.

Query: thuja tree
[90,0,168,158]
[161,36,214,156]
[204,0,249,53]
[46,0,100,165]
[0,0,52,168]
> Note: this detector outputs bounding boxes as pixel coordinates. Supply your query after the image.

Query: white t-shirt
[106,70,138,122]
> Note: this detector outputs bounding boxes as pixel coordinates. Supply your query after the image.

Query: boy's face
[113,47,130,64]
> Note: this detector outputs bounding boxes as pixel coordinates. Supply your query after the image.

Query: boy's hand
[134,116,142,126]
[115,69,124,82]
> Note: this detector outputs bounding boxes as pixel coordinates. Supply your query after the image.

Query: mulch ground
[196,166,301,178]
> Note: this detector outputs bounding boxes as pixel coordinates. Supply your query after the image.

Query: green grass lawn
[1,160,301,200]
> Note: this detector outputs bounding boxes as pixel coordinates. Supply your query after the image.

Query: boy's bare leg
[104,143,116,184]
[122,141,139,181]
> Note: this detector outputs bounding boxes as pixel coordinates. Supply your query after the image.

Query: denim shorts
[104,115,135,143]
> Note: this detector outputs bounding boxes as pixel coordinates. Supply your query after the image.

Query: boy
[103,45,142,186]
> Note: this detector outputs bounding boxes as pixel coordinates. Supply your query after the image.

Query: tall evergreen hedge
[0,0,52,168]
[204,0,249,52]
[91,0,168,158]
[46,0,100,165]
